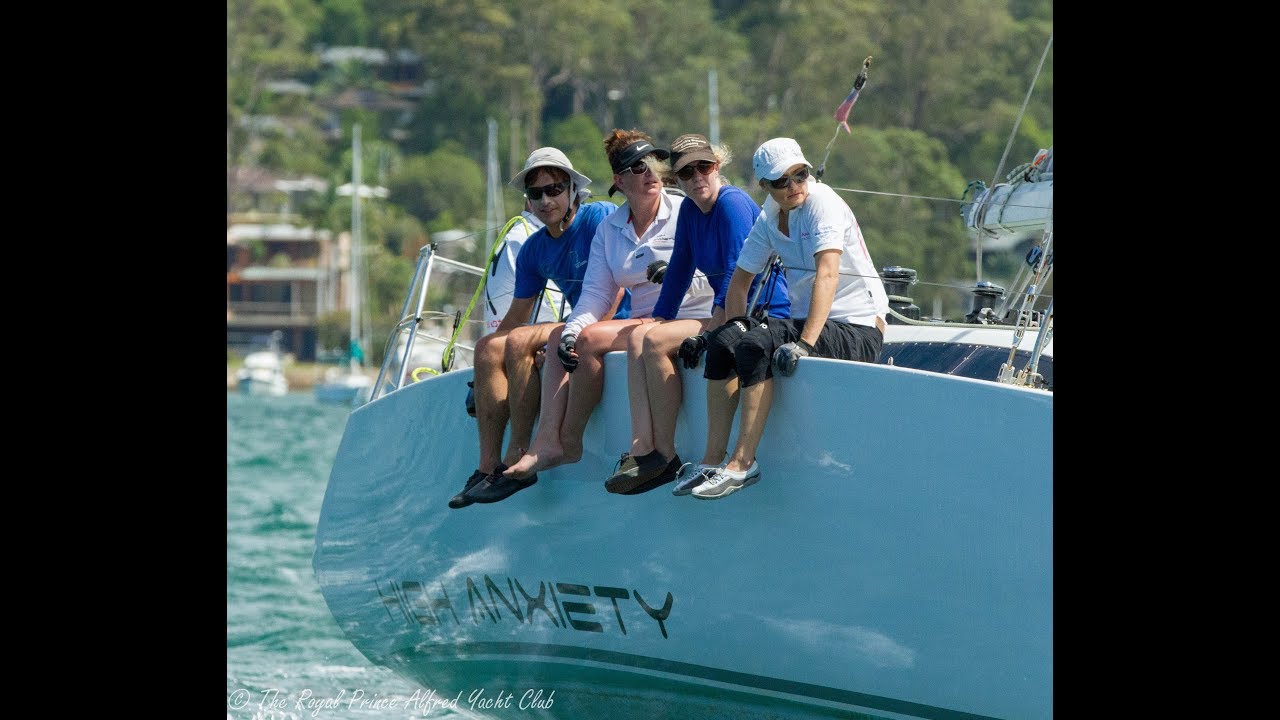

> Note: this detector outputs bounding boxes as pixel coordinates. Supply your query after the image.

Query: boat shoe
[672,462,723,496]
[618,454,682,495]
[448,469,488,509]
[605,450,674,494]
[691,462,761,500]
[464,463,538,504]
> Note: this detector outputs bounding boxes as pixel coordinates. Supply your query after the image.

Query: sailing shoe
[464,464,538,504]
[691,462,761,500]
[448,469,488,509]
[671,462,723,496]
[621,454,682,495]
[605,450,671,494]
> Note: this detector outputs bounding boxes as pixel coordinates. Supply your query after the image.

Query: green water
[227,391,458,719]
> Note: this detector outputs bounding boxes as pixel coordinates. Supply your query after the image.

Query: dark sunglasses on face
[622,160,654,175]
[676,160,716,181]
[768,168,810,190]
[525,181,568,201]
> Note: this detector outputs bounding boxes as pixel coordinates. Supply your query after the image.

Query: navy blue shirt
[653,185,789,320]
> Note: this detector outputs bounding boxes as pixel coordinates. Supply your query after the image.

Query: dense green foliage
[228,0,1052,329]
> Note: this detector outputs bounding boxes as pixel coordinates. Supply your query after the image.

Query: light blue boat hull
[314,353,1052,719]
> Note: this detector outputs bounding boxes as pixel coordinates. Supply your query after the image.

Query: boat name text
[377,575,673,638]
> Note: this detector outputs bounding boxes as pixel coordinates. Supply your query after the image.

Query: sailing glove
[772,339,815,377]
[678,333,709,369]
[646,260,668,284]
[557,334,579,373]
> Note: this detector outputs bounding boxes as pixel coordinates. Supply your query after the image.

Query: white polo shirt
[737,180,888,328]
[564,189,713,337]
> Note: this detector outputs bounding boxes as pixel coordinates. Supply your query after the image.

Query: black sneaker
[464,464,538,504]
[606,450,673,494]
[621,454,682,495]
[448,469,488,509]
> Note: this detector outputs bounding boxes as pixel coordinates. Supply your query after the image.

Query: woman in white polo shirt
[688,137,889,500]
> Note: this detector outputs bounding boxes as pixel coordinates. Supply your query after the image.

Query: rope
[440,214,533,372]
[979,28,1053,282]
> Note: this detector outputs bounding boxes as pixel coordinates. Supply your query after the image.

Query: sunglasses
[524,181,568,201]
[621,160,653,175]
[676,160,717,181]
[767,168,810,190]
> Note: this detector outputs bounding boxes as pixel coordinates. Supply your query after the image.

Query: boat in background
[236,330,289,397]
[315,123,375,408]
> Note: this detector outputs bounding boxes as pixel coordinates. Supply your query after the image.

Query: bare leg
[505,324,573,478]
[559,319,645,463]
[641,318,708,458]
[502,323,557,467]
[726,378,774,472]
[702,376,738,467]
[626,322,658,457]
[472,331,510,473]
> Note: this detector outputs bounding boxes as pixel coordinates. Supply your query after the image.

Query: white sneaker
[672,462,722,496]
[691,462,761,499]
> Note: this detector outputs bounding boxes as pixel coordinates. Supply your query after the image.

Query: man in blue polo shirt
[449,147,624,508]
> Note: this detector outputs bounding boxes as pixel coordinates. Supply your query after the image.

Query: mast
[708,69,719,146]
[350,123,363,373]
[484,118,503,253]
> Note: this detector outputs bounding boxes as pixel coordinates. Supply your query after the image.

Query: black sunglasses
[525,181,568,201]
[767,168,810,190]
[622,160,653,175]
[676,160,717,181]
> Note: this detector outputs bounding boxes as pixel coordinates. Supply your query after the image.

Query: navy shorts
[706,317,883,387]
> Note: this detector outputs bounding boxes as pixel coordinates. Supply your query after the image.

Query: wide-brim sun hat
[669,134,718,173]
[752,137,812,181]
[607,140,670,197]
[510,147,591,192]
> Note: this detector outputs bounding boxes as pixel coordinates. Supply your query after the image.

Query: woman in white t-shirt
[688,138,889,501]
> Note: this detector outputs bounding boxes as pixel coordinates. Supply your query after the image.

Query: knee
[640,328,669,361]
[628,325,649,356]
[475,334,503,367]
[734,330,770,368]
[576,325,604,355]
[503,329,537,366]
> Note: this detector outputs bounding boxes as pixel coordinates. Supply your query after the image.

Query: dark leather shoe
[621,454,682,495]
[448,469,488,509]
[465,464,538,504]
[607,451,676,494]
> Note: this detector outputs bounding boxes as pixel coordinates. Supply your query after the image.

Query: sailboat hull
[315,353,1052,719]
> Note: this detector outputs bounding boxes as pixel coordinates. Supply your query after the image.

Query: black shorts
[704,315,764,381]
[706,317,883,387]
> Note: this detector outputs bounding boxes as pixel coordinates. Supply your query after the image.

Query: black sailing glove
[772,339,815,377]
[678,334,709,369]
[646,260,668,284]
[557,333,579,373]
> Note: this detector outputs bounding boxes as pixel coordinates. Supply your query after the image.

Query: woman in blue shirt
[605,134,790,495]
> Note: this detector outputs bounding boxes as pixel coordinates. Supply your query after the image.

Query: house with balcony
[227,212,345,363]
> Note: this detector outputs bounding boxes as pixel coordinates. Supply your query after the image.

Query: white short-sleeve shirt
[737,180,888,327]
[483,211,565,333]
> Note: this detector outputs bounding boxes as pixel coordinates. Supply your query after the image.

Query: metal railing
[371,243,484,403]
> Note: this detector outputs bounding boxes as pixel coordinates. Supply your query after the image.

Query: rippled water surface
[227,391,468,719]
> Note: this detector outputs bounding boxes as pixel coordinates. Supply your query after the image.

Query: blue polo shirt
[653,185,789,320]
[513,201,630,319]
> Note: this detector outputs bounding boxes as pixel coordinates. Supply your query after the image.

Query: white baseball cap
[752,138,812,181]
[510,147,592,191]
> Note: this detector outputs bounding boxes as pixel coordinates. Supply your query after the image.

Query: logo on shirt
[634,248,646,258]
